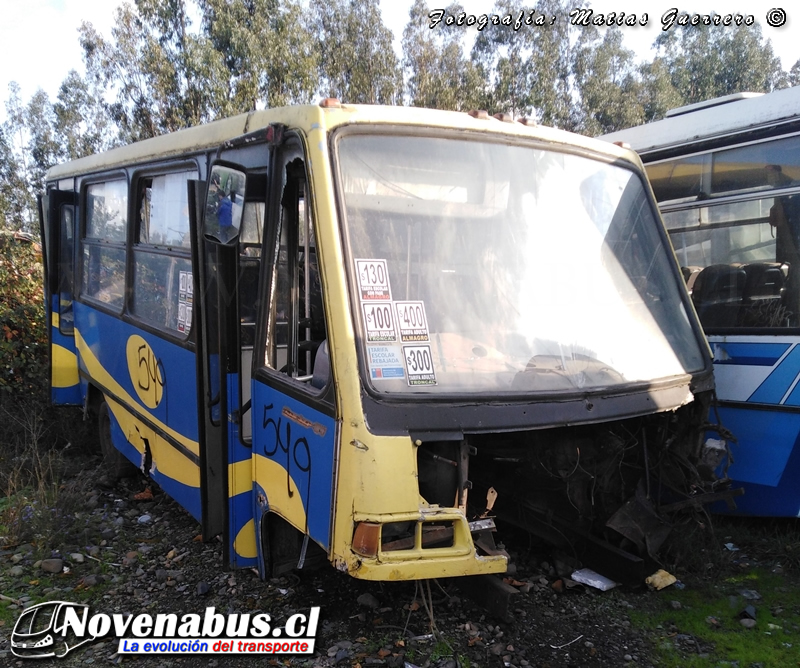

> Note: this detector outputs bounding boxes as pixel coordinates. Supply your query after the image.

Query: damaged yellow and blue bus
[39,101,722,586]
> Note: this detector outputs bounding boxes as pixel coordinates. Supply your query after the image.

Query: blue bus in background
[605,87,800,517]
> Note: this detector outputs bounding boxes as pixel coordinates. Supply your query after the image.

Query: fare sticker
[355,259,392,301]
[394,301,429,342]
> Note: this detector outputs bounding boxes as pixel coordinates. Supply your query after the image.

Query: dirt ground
[0,458,797,668]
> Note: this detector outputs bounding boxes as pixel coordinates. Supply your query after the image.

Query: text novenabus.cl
[11,601,320,659]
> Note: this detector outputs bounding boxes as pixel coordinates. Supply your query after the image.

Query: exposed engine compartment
[415,390,737,583]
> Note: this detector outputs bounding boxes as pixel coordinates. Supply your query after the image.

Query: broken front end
[332,128,728,583]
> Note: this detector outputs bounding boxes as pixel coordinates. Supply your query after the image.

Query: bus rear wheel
[98,400,138,478]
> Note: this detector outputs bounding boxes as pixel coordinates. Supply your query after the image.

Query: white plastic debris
[702,438,728,470]
[570,568,617,591]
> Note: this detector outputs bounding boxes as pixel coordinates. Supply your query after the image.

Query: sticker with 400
[126,335,166,409]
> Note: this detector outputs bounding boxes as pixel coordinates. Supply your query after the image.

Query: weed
[631,568,800,667]
[715,516,800,572]
[430,639,454,662]
[0,399,96,551]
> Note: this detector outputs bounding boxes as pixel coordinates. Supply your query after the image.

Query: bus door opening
[252,141,336,578]
[190,165,248,550]
[40,189,81,405]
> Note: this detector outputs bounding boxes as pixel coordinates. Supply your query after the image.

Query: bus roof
[46,103,635,181]
[602,85,800,155]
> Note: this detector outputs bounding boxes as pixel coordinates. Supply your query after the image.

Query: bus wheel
[98,401,138,478]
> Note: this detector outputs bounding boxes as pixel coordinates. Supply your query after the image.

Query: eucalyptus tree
[638,58,683,123]
[653,20,784,105]
[199,0,318,110]
[402,0,483,111]
[53,70,112,161]
[789,59,800,88]
[470,0,573,127]
[79,0,236,142]
[1,84,50,228]
[0,126,30,230]
[24,90,61,194]
[573,27,645,135]
[309,0,402,104]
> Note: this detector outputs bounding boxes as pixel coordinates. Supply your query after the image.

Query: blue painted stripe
[713,342,791,366]
[783,378,800,406]
[749,345,800,404]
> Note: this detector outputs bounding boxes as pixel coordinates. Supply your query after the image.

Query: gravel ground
[0,463,732,668]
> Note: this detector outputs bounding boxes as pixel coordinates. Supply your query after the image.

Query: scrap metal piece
[606,481,672,558]
[479,487,498,518]
[469,518,496,532]
[659,487,744,512]
[470,516,509,559]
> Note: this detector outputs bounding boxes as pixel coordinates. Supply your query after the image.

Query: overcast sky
[2,1,797,118]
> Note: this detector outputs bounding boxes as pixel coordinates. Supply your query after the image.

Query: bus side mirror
[205,165,247,245]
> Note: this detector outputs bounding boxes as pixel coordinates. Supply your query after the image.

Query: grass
[631,569,800,667]
[0,399,97,552]
[716,516,800,571]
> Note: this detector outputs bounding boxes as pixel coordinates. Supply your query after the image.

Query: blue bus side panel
[74,304,199,441]
[50,294,82,405]
[712,405,800,517]
[252,381,335,550]
[710,338,800,517]
[105,398,202,521]
[226,373,257,569]
[74,303,202,521]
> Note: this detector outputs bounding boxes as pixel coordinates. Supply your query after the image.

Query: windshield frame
[330,124,712,403]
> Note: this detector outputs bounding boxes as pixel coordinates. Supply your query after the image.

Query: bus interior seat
[737,261,791,327]
[691,264,746,327]
[742,262,787,302]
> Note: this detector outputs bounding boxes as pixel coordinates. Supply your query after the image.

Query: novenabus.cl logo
[11,601,99,659]
[12,602,320,659]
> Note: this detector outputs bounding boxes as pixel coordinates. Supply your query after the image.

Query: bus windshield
[337,133,706,394]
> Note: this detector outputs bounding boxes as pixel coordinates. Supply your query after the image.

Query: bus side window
[131,170,197,334]
[239,199,265,345]
[82,180,128,309]
[265,157,328,388]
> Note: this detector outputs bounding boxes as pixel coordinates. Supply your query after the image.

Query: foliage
[653,21,785,105]
[403,1,483,111]
[53,70,114,161]
[201,0,318,111]
[573,27,645,135]
[309,0,401,104]
[0,234,47,399]
[0,1,795,224]
[79,0,204,142]
[0,126,31,231]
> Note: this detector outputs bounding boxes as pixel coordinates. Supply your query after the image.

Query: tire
[98,400,139,478]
